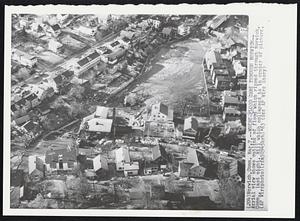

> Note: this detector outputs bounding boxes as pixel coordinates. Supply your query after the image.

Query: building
[211,69,229,84]
[206,15,229,30]
[149,102,173,122]
[162,27,174,38]
[28,155,45,181]
[221,91,244,109]
[80,106,112,133]
[124,162,139,176]
[214,75,231,90]
[115,147,130,171]
[183,117,199,140]
[107,48,127,65]
[86,118,113,133]
[233,60,247,77]
[74,51,102,76]
[76,26,97,37]
[49,24,61,37]
[143,145,169,175]
[237,79,247,90]
[84,154,108,179]
[223,107,241,122]
[120,30,135,40]
[144,121,175,138]
[12,49,37,67]
[224,120,245,135]
[45,147,77,172]
[204,50,226,74]
[177,24,191,36]
[48,39,63,53]
[178,148,207,178]
[148,18,161,29]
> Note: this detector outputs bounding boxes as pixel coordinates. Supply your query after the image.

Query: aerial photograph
[10,14,248,210]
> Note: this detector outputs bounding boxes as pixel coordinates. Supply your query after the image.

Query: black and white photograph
[3,3,297,218]
[9,13,249,210]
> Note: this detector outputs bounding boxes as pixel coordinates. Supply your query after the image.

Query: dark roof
[216,75,231,82]
[162,27,172,35]
[159,103,169,116]
[85,159,94,169]
[45,148,77,164]
[26,93,38,101]
[51,24,61,31]
[190,117,198,131]
[10,170,24,187]
[16,99,26,106]
[209,127,222,140]
[88,51,100,60]
[61,70,74,78]
[53,74,63,84]
[11,104,17,112]
[152,145,162,161]
[77,57,90,67]
[23,121,36,131]
[107,49,126,60]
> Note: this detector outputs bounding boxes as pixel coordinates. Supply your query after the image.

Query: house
[144,145,168,175]
[214,75,231,90]
[79,106,111,132]
[183,117,199,140]
[48,39,63,53]
[148,18,161,29]
[28,155,45,181]
[83,154,108,179]
[162,27,174,38]
[144,121,175,138]
[177,24,190,36]
[45,147,77,172]
[74,51,102,76]
[85,118,113,133]
[221,91,244,109]
[12,49,37,67]
[115,147,130,171]
[94,106,109,118]
[107,48,127,65]
[178,148,206,178]
[120,30,135,40]
[237,79,247,90]
[224,120,245,135]
[26,93,41,108]
[223,107,241,122]
[211,69,229,84]
[49,24,61,37]
[233,60,247,77]
[77,26,97,37]
[204,50,226,73]
[124,162,139,176]
[14,114,30,125]
[206,15,229,30]
[149,102,173,122]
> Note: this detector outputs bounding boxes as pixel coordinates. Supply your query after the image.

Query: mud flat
[130,39,212,116]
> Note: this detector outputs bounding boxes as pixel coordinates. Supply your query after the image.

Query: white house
[177,24,191,36]
[183,117,198,140]
[45,147,77,172]
[115,147,130,171]
[48,39,63,53]
[124,162,139,176]
[76,26,97,37]
[148,19,161,29]
[12,49,37,67]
